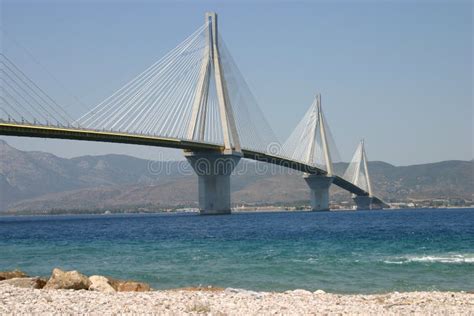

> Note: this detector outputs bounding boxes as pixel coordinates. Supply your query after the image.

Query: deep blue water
[0,208,473,293]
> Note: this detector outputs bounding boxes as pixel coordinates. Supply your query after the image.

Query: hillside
[0,140,472,213]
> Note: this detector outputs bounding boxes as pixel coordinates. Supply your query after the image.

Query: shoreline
[2,279,472,296]
[1,207,472,218]
[1,284,473,314]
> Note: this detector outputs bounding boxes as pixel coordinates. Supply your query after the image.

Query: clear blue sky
[1,0,472,165]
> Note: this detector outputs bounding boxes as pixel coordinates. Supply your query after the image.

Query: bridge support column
[353,195,372,210]
[185,152,241,215]
[304,175,334,211]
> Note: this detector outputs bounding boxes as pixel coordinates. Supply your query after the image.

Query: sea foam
[384,254,474,264]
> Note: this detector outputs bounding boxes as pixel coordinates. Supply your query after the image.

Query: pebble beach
[1,284,473,315]
[2,209,474,314]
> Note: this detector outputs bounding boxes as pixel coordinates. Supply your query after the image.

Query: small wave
[290,257,318,263]
[383,260,405,265]
[383,254,474,264]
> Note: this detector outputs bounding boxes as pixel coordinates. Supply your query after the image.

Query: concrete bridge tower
[185,12,242,215]
[302,94,335,211]
[350,140,374,210]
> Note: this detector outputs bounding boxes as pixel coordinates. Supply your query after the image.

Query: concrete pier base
[353,195,372,210]
[185,152,241,215]
[303,175,334,211]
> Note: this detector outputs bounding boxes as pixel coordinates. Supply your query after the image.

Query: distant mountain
[0,140,472,213]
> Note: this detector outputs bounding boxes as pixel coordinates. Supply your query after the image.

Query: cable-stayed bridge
[0,12,388,214]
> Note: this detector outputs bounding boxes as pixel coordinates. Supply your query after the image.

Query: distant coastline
[1,206,474,217]
[1,140,472,214]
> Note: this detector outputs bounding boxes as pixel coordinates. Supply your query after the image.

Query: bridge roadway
[0,122,386,204]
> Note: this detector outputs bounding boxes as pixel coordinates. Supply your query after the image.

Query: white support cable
[282,94,341,169]
[167,63,202,138]
[304,98,319,165]
[0,69,52,122]
[0,55,73,124]
[157,65,198,137]
[361,140,373,196]
[127,34,206,132]
[0,89,38,123]
[0,66,56,124]
[217,34,279,153]
[206,74,224,143]
[318,95,334,175]
[91,27,207,135]
[146,42,205,131]
[0,107,12,119]
[108,58,186,131]
[282,100,317,164]
[124,48,205,134]
[0,95,25,120]
[83,42,200,129]
[0,74,52,123]
[144,51,204,136]
[156,73,194,136]
[343,140,370,193]
[126,51,202,134]
[76,22,209,127]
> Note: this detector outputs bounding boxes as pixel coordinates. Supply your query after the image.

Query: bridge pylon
[185,152,240,215]
[185,12,242,215]
[304,174,334,211]
[304,94,334,211]
[345,139,376,210]
[186,12,241,154]
[283,93,336,211]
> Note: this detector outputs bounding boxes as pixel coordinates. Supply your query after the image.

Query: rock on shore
[0,284,473,315]
[88,276,115,293]
[0,269,151,293]
[0,277,46,289]
[44,268,91,290]
[0,270,28,281]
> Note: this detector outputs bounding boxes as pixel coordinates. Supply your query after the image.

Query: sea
[0,208,473,294]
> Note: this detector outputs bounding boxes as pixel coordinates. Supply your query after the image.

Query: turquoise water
[0,208,473,293]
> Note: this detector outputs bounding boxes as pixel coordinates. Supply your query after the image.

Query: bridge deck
[0,122,222,151]
[1,122,380,201]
